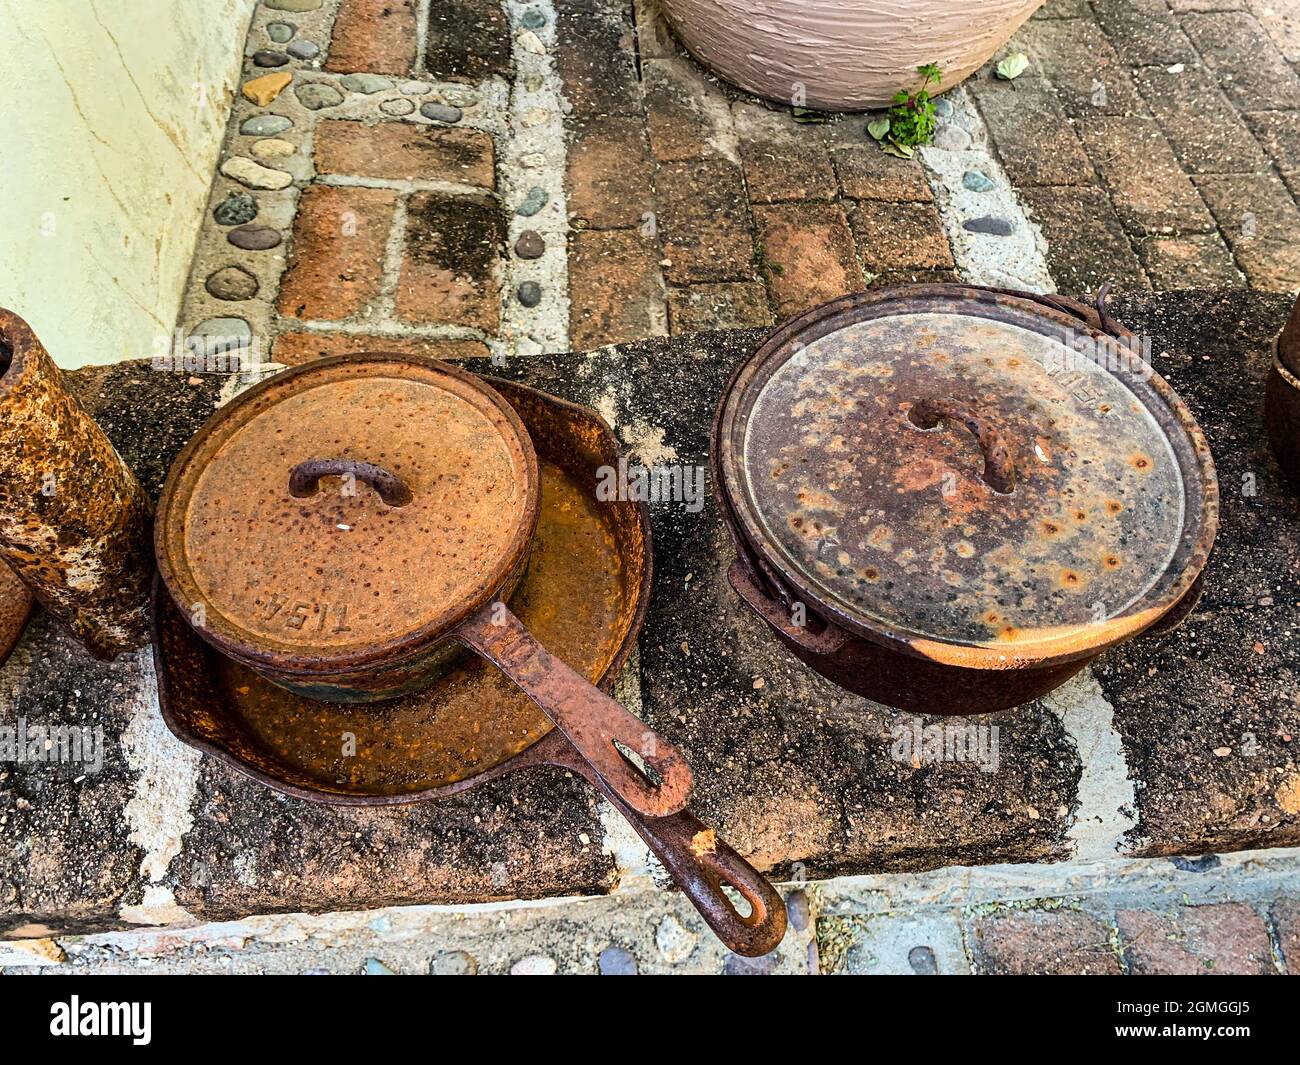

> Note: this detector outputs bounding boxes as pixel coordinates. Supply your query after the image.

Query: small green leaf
[996,52,1030,81]
[882,140,914,159]
[867,118,891,141]
[792,106,829,124]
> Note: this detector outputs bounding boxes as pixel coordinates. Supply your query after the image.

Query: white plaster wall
[0,0,257,368]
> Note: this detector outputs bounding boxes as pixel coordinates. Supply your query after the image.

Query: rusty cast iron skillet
[155,355,691,820]
[153,378,786,957]
[713,285,1219,716]
[1267,294,1300,492]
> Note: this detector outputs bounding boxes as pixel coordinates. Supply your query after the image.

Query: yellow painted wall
[0,0,257,367]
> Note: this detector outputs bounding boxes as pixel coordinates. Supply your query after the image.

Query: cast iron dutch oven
[713,285,1219,715]
[155,354,691,818]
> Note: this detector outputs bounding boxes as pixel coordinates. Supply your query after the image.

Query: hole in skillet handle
[721,884,755,921]
[613,738,664,789]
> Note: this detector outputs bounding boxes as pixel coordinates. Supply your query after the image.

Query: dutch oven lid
[717,287,1218,667]
[156,355,539,671]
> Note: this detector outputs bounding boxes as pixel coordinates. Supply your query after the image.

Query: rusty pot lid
[156,355,539,673]
[717,287,1219,668]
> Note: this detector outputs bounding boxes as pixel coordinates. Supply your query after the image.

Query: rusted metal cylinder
[0,308,153,658]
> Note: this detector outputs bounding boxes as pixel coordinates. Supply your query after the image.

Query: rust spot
[1130,453,1152,471]
[1103,553,1121,570]
[690,828,718,857]
[1073,509,1087,522]
[1060,569,1085,589]
[1041,520,1061,536]
[1105,499,1123,515]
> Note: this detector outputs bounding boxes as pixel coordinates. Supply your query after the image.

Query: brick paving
[6,848,1298,974]
[817,850,1300,975]
[182,0,1300,373]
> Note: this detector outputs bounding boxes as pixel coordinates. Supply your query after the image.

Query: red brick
[326,0,417,75]
[1196,173,1300,291]
[1018,186,1150,294]
[1168,0,1245,10]
[849,201,954,274]
[397,191,504,330]
[734,103,836,204]
[568,229,665,349]
[566,116,654,229]
[1182,11,1300,110]
[667,282,772,335]
[1244,110,1300,170]
[424,0,510,81]
[970,910,1123,975]
[871,268,962,287]
[1273,898,1300,973]
[1093,0,1196,65]
[1037,0,1092,15]
[643,57,730,162]
[277,185,397,321]
[969,81,1095,187]
[313,121,495,187]
[655,159,755,284]
[1077,117,1214,236]
[1132,65,1268,175]
[554,5,641,117]
[829,147,932,203]
[1137,234,1243,289]
[754,203,863,320]
[1015,19,1147,118]
[1118,903,1276,974]
[272,332,490,366]
[1197,172,1300,244]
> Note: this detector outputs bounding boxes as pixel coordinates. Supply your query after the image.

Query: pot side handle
[542,735,788,959]
[455,601,693,819]
[728,558,849,655]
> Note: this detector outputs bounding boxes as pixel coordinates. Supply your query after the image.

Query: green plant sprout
[870,63,943,158]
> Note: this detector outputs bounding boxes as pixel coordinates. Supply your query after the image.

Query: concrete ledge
[2,288,1297,936]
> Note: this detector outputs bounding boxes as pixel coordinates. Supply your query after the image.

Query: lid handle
[907,399,1016,495]
[288,458,414,508]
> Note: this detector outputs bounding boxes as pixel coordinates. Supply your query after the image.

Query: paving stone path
[182,0,1300,368]
[5,848,1297,974]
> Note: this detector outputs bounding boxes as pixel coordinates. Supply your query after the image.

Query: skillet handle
[454,601,693,819]
[728,558,848,655]
[544,738,788,959]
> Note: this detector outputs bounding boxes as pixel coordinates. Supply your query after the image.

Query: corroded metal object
[154,378,786,957]
[714,285,1219,715]
[154,354,693,820]
[0,308,153,659]
[0,560,33,666]
[1266,294,1300,492]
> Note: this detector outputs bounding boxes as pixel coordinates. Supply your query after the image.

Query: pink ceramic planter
[660,0,1045,111]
